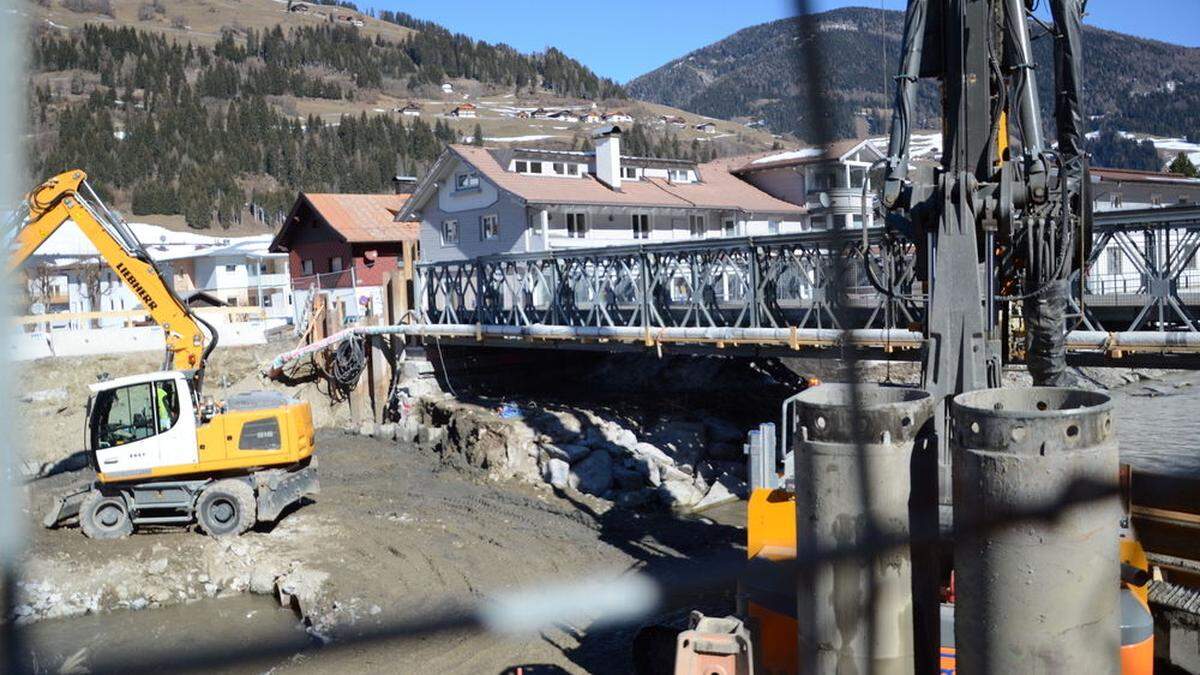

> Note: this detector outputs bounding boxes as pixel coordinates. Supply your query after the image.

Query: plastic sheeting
[1024,279,1072,386]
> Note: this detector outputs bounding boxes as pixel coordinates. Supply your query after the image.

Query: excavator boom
[7,170,215,378]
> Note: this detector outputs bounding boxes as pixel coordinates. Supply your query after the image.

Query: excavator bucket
[43,483,91,528]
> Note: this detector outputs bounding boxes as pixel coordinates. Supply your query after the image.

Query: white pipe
[267,323,1200,376]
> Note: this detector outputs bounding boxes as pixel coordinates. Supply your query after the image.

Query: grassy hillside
[27,0,415,44]
[23,0,779,235]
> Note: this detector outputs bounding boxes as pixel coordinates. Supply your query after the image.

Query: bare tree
[76,258,108,329]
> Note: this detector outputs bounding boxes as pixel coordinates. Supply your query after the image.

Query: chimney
[593,125,622,190]
[392,175,418,195]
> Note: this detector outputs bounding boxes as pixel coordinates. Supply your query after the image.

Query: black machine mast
[879,0,1090,495]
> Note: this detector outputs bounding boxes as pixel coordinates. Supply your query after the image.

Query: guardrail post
[749,241,762,328]
[639,249,652,337]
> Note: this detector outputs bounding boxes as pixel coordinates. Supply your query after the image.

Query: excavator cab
[86,372,201,479]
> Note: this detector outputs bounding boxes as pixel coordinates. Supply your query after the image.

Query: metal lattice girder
[413,212,1200,340]
[415,231,916,336]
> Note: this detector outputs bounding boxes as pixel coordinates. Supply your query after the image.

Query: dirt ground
[15,426,744,674]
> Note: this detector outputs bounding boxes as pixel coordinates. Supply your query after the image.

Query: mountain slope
[22,0,777,234]
[628,7,1200,144]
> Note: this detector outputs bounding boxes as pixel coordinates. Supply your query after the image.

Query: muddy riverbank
[14,427,744,673]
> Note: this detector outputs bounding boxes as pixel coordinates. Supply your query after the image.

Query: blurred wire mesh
[0,1,1121,674]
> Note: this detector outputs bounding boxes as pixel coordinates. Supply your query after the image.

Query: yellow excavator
[11,170,318,539]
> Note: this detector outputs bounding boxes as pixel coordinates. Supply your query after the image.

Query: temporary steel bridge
[272,204,1200,371]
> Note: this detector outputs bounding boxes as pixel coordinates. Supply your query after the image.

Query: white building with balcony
[400,127,810,263]
[20,221,291,328]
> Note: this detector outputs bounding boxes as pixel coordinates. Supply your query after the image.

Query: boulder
[529,410,586,443]
[376,423,396,440]
[586,424,638,452]
[543,458,570,489]
[657,479,704,508]
[569,449,613,496]
[693,476,743,512]
[633,442,675,467]
[613,465,646,491]
[660,463,692,483]
[629,455,662,487]
[541,442,592,464]
[249,566,278,595]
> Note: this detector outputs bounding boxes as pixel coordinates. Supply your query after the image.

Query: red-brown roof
[273,193,418,251]
[1092,167,1200,184]
[447,145,806,215]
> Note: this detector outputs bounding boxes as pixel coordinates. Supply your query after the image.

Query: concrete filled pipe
[951,387,1120,675]
[791,383,936,674]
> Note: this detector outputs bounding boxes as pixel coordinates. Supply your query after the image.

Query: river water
[17,594,308,673]
[1110,370,1200,477]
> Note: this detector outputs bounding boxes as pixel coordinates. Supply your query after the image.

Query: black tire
[79,490,133,540]
[196,479,256,538]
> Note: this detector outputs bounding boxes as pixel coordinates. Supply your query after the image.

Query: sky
[370,1,1200,83]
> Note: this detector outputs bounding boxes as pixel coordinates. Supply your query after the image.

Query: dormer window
[622,166,638,180]
[668,169,690,183]
[455,172,480,192]
[553,162,565,175]
[529,162,543,174]
[515,160,528,173]
[567,164,579,176]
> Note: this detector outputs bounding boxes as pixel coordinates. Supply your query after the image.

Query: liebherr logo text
[116,262,158,310]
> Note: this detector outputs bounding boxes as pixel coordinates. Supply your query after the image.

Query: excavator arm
[7,170,217,382]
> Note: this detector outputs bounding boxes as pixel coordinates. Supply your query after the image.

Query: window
[224,264,237,272]
[567,213,588,239]
[850,215,864,230]
[668,169,689,182]
[567,164,579,176]
[1108,248,1124,275]
[515,160,528,173]
[553,162,565,175]
[850,168,867,189]
[154,380,179,433]
[455,172,480,191]
[689,214,706,237]
[632,214,651,239]
[1110,192,1123,208]
[1152,193,1163,206]
[329,257,343,273]
[93,383,158,449]
[810,216,829,231]
[768,220,780,235]
[622,166,638,180]
[441,219,459,246]
[723,219,737,237]
[480,214,499,240]
[302,259,314,275]
[529,162,543,174]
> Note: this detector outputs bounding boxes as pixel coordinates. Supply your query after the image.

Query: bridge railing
[415,208,1200,337]
[415,231,924,334]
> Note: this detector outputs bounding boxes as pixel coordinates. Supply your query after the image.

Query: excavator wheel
[196,479,257,538]
[79,490,133,540]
